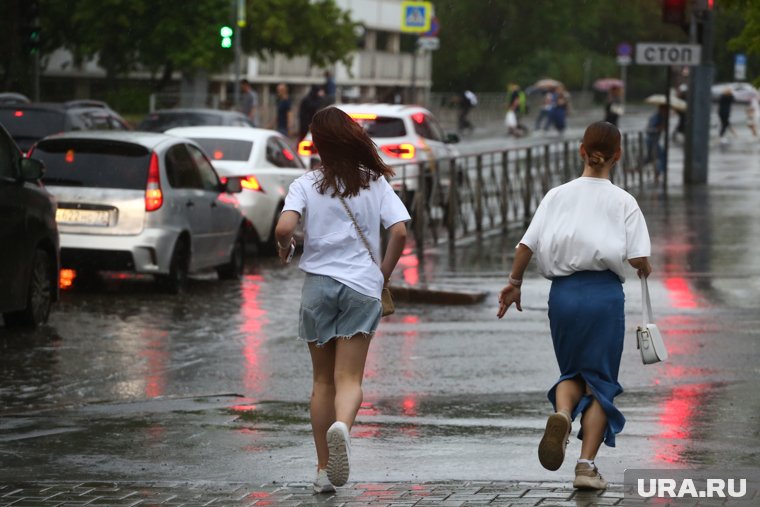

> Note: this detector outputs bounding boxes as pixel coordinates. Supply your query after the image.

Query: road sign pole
[664,67,671,190]
[684,8,714,184]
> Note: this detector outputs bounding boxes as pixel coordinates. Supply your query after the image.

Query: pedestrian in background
[746,93,759,137]
[534,91,554,132]
[603,86,623,127]
[298,85,325,141]
[497,121,652,490]
[272,83,293,137]
[324,70,337,105]
[646,105,667,183]
[458,89,477,134]
[718,87,734,142]
[239,79,259,126]
[275,107,410,493]
[550,86,569,135]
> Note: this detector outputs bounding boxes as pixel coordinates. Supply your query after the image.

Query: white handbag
[636,277,668,364]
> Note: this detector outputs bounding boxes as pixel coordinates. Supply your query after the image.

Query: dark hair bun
[589,152,606,166]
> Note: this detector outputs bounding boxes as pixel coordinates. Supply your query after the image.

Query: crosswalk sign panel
[401,1,432,33]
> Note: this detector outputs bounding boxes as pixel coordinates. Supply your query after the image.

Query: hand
[637,259,652,279]
[497,284,522,319]
[278,238,295,264]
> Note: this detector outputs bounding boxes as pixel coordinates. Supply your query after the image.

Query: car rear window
[34,139,151,189]
[190,138,253,161]
[353,116,406,138]
[138,113,224,132]
[0,108,65,141]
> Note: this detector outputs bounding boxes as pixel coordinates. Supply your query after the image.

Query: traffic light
[662,0,687,26]
[22,0,41,55]
[220,26,233,48]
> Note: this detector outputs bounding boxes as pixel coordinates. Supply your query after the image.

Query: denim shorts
[299,274,382,347]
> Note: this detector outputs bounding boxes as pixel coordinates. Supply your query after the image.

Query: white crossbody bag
[637,277,668,364]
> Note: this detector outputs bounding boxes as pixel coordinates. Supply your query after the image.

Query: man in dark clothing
[298,85,324,140]
[271,83,293,137]
[718,88,734,139]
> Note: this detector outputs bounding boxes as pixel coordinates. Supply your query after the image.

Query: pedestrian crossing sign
[401,1,432,33]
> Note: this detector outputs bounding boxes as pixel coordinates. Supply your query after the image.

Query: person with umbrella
[603,86,624,126]
[718,87,735,143]
[646,104,668,183]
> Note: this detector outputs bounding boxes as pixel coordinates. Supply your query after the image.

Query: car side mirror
[445,133,460,144]
[223,177,243,193]
[20,158,45,181]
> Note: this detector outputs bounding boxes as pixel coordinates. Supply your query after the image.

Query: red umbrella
[593,78,624,92]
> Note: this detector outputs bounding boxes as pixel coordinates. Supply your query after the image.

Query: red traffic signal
[663,0,687,26]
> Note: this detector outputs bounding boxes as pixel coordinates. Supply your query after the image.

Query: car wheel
[3,249,53,327]
[217,232,245,280]
[155,236,190,294]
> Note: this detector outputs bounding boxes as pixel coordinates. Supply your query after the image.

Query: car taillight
[14,110,24,118]
[240,175,263,192]
[381,143,416,160]
[298,140,317,156]
[145,152,163,212]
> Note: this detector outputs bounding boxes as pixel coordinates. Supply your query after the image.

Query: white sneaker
[326,421,351,486]
[313,468,335,494]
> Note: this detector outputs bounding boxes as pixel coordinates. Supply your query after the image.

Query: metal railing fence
[394,131,654,252]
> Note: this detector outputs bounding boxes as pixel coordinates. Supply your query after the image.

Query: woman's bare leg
[555,377,585,416]
[579,399,607,460]
[334,334,372,428]
[308,340,336,469]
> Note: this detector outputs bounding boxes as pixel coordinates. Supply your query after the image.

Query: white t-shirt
[283,170,411,299]
[519,177,651,282]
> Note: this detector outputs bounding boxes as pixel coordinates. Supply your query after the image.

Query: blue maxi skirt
[547,270,625,447]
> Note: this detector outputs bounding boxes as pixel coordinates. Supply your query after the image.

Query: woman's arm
[381,221,407,285]
[497,243,534,318]
[275,210,300,262]
[628,256,652,278]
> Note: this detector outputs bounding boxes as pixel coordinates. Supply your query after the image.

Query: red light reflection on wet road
[654,383,710,463]
[240,275,270,395]
[663,277,700,309]
[141,330,169,398]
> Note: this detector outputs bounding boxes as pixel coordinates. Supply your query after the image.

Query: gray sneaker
[313,468,335,494]
[326,421,351,486]
[538,411,571,471]
[573,462,608,490]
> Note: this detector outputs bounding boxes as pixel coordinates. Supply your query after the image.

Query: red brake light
[241,175,263,191]
[213,150,224,160]
[282,148,295,161]
[381,143,416,160]
[145,152,163,212]
[14,110,24,118]
[412,112,425,124]
[298,140,317,156]
[59,269,76,290]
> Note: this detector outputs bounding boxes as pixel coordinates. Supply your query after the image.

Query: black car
[0,124,59,327]
[0,100,131,152]
[138,108,255,132]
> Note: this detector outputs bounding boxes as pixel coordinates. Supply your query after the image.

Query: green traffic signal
[220,25,233,48]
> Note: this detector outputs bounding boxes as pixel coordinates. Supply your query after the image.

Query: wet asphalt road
[2,122,759,487]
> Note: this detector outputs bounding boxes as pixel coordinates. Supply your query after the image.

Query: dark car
[0,124,59,327]
[0,100,131,152]
[138,108,255,132]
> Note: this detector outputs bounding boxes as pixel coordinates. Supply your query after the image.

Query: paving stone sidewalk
[0,481,630,507]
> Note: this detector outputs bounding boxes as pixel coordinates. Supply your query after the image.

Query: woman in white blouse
[275,107,410,493]
[497,121,652,490]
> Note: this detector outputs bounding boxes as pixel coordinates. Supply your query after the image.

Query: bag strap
[640,276,654,325]
[338,195,379,267]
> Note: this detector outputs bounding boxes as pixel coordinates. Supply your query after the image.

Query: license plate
[56,208,111,226]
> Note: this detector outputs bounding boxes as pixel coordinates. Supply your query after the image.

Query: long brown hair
[311,107,394,197]
[581,121,621,170]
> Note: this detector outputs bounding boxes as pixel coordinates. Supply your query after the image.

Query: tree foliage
[2,0,356,92]
[432,0,690,94]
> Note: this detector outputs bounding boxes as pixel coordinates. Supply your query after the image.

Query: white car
[297,104,460,196]
[33,131,246,293]
[166,126,306,253]
[711,82,759,103]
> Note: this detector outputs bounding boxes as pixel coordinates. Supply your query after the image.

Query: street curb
[389,284,487,305]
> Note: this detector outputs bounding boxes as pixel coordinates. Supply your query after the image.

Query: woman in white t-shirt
[497,122,652,490]
[275,107,410,493]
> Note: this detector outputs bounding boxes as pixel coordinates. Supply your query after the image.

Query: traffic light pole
[233,0,244,109]
[684,8,714,184]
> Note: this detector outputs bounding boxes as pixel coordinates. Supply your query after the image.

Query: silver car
[32,131,246,293]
